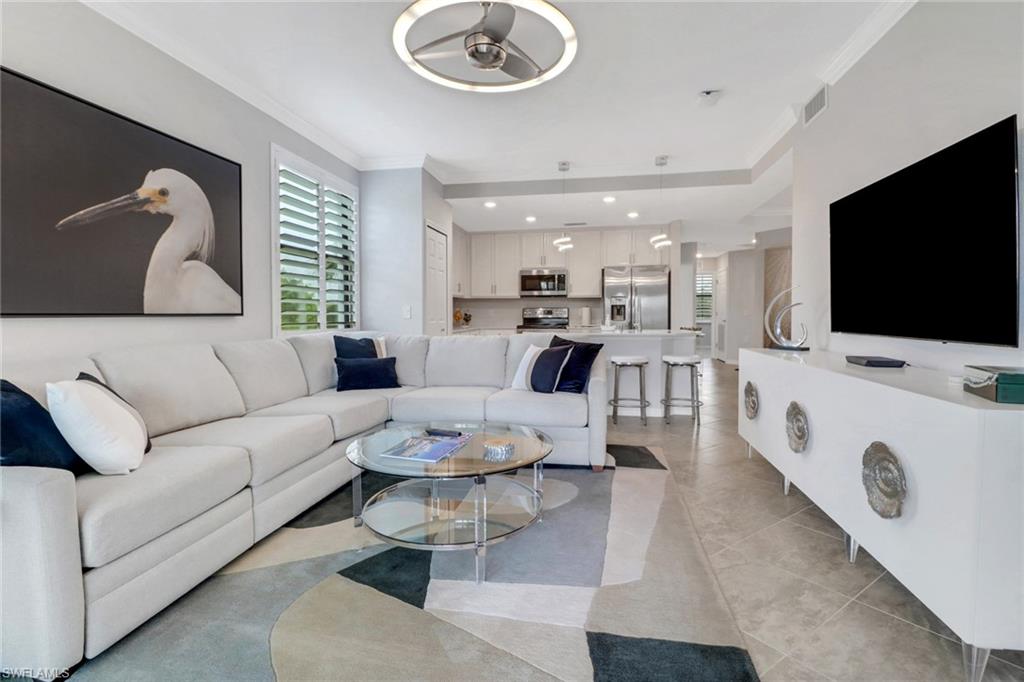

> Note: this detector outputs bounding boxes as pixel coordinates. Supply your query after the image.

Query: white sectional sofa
[0,331,606,676]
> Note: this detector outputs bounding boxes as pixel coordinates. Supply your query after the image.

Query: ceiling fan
[411,2,542,80]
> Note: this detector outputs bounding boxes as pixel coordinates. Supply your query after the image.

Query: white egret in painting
[56,168,240,314]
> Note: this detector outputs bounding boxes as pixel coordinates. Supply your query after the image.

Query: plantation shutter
[695,273,713,321]
[277,161,358,332]
[278,168,322,331]
[323,187,357,330]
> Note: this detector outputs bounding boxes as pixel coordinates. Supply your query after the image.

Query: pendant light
[553,161,573,251]
[652,155,672,249]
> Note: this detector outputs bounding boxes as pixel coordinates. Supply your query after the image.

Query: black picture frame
[0,67,244,317]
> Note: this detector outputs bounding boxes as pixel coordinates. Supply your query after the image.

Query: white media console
[738,348,1023,682]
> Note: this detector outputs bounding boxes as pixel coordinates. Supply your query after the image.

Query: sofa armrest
[1,467,84,677]
[586,352,608,468]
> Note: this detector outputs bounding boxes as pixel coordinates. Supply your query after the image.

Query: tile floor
[606,359,1024,682]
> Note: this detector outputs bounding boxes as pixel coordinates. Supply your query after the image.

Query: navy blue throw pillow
[336,357,400,391]
[549,335,604,393]
[530,345,574,394]
[334,336,378,359]
[0,380,89,474]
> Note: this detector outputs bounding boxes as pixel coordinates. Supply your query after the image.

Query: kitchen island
[563,329,702,418]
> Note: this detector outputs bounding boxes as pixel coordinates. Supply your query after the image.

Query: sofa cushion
[382,334,429,387]
[0,380,88,474]
[391,386,498,422]
[425,336,508,387]
[288,331,384,394]
[76,445,251,568]
[153,415,332,486]
[91,344,245,437]
[246,394,388,440]
[486,389,589,428]
[313,386,416,413]
[2,355,104,407]
[504,333,555,387]
[213,339,308,411]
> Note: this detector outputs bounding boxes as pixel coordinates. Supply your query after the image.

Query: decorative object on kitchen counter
[744,381,759,420]
[764,286,809,351]
[785,401,809,452]
[861,441,907,519]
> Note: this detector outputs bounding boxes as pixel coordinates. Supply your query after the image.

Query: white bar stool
[661,355,703,425]
[609,356,650,425]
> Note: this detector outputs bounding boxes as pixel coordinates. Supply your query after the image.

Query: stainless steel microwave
[519,269,568,297]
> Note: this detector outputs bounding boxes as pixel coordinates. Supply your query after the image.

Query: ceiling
[450,149,792,236]
[89,1,884,184]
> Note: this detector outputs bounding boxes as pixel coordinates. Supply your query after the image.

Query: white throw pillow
[511,345,545,391]
[373,336,388,358]
[46,380,146,475]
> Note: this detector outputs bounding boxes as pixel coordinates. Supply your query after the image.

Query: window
[695,273,713,321]
[273,146,358,333]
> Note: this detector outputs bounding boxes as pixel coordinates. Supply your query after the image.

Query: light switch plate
[402,305,412,319]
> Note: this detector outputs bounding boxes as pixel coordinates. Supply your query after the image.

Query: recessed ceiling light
[696,252,704,258]
[627,211,639,219]
[484,201,497,209]
[752,237,758,244]
[525,216,537,223]
[602,196,616,204]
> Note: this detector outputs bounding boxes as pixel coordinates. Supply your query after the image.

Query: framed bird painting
[0,67,243,316]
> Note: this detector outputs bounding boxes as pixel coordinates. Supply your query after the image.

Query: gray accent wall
[791,1,1024,371]
[1,2,359,363]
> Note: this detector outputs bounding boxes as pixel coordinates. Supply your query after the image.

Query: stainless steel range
[516,307,569,333]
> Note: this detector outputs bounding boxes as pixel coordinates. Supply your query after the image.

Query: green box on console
[963,366,1024,404]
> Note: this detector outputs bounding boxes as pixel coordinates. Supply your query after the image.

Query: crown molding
[819,1,917,85]
[360,154,428,171]
[82,1,365,171]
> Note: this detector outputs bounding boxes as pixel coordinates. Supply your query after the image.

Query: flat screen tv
[830,115,1020,347]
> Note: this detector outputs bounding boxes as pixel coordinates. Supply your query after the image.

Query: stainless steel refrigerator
[602,265,670,331]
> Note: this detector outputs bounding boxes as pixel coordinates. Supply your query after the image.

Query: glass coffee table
[346,422,552,583]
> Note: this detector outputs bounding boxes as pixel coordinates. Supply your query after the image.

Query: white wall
[725,249,765,363]
[361,168,424,334]
[1,1,360,363]
[361,168,453,335]
[792,2,1024,372]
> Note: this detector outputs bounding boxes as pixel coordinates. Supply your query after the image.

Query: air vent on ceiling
[803,85,828,126]
[563,221,588,227]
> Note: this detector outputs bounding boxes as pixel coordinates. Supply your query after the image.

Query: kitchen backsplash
[453,298,602,329]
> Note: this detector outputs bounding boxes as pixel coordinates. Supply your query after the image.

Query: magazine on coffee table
[380,434,472,463]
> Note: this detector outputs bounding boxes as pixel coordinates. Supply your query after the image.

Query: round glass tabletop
[345,422,553,479]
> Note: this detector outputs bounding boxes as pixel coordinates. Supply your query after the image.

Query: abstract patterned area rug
[72,445,757,681]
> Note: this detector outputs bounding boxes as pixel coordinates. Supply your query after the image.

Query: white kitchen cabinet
[493,233,521,297]
[520,232,545,268]
[452,227,470,297]
[543,233,567,268]
[567,231,602,297]
[470,233,494,297]
[633,228,668,265]
[521,232,567,268]
[602,230,633,266]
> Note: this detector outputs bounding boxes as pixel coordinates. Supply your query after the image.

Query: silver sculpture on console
[862,441,907,519]
[785,401,809,452]
[744,381,760,420]
[764,286,809,351]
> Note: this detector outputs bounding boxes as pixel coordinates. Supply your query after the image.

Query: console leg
[352,471,363,527]
[843,532,860,564]
[961,643,991,682]
[782,477,791,496]
[747,443,752,459]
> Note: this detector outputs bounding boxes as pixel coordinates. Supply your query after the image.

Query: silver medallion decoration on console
[785,401,809,452]
[764,286,810,351]
[744,381,760,420]
[861,441,907,519]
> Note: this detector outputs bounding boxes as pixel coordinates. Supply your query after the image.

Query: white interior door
[425,226,448,335]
